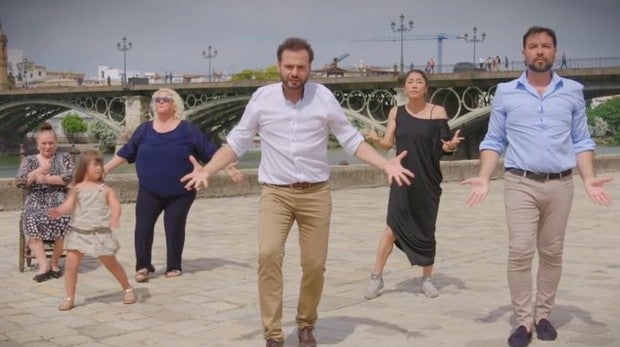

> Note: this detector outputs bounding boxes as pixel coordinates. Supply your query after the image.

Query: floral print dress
[15,152,74,240]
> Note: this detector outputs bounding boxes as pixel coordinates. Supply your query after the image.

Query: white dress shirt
[226,82,364,184]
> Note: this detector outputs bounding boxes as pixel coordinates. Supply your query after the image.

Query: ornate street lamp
[463,27,486,65]
[391,14,414,74]
[116,36,132,87]
[202,46,218,82]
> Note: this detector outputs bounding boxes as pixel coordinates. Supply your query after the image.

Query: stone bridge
[1,67,619,158]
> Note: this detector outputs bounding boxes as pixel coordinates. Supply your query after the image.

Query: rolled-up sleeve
[227,94,260,158]
[570,85,595,154]
[326,95,364,156]
[479,84,508,154]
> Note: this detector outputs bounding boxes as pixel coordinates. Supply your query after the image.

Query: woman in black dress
[364,69,463,300]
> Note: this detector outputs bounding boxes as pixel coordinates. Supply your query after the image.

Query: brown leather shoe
[298,327,317,347]
[266,339,283,347]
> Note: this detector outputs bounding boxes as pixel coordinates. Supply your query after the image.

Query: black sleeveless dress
[387,105,451,266]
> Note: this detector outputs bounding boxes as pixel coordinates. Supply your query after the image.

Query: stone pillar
[115,95,150,151]
[0,21,9,91]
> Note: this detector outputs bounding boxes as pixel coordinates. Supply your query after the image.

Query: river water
[2,146,619,178]
[0,148,364,178]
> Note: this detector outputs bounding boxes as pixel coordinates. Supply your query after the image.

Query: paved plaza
[0,172,619,346]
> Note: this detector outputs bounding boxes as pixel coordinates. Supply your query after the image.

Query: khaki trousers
[258,183,331,341]
[504,172,574,327]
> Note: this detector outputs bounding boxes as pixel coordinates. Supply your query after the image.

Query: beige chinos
[257,183,331,341]
[504,172,574,327]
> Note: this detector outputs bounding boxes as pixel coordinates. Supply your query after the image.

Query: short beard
[280,76,308,91]
[527,60,553,73]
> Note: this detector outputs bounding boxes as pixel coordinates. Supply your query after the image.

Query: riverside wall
[1,154,619,211]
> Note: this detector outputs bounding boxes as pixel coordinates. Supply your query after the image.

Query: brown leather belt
[506,168,572,181]
[265,181,328,189]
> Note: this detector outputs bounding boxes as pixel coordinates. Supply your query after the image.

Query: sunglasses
[154,97,172,104]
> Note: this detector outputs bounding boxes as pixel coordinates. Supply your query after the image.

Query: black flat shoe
[50,269,63,279]
[33,270,52,282]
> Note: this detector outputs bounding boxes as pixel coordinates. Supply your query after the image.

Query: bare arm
[48,187,78,219]
[106,186,122,228]
[576,150,612,206]
[441,129,464,153]
[366,107,396,150]
[104,155,128,174]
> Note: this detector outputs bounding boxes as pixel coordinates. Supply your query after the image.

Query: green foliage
[589,116,610,137]
[231,65,280,81]
[589,97,620,132]
[60,113,87,135]
[89,120,117,153]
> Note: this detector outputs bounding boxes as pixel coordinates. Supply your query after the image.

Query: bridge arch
[0,99,121,140]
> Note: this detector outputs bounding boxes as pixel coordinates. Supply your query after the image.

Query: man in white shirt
[182,37,413,347]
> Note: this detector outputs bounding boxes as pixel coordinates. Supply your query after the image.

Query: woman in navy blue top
[105,88,218,281]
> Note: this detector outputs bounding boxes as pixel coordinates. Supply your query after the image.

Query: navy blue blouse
[117,120,217,197]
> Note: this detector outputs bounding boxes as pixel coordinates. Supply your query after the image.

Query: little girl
[49,149,135,310]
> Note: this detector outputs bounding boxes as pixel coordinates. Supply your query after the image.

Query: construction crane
[316,53,351,77]
[332,53,350,66]
[353,33,464,73]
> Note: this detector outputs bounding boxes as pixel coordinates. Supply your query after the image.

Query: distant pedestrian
[560,52,568,68]
[479,57,485,70]
[504,56,509,70]
[48,149,136,311]
[462,26,612,347]
[107,76,111,86]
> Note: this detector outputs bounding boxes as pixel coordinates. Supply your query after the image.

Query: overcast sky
[1,0,619,78]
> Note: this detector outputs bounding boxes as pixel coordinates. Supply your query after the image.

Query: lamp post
[391,14,414,74]
[463,27,486,65]
[116,36,132,87]
[202,46,218,82]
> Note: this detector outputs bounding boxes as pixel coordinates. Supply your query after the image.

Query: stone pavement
[1,172,619,347]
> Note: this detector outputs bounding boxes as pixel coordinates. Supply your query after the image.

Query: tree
[60,113,87,143]
[231,65,279,81]
[89,120,117,153]
[589,97,620,132]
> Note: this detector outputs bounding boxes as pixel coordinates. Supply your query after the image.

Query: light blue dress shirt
[480,71,595,173]
[226,82,364,184]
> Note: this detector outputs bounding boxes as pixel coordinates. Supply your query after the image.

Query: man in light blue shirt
[463,26,612,347]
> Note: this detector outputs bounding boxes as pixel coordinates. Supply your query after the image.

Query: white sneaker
[422,278,439,298]
[364,273,384,300]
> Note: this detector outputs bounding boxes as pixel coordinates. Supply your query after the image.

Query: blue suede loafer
[535,318,558,341]
[508,325,532,347]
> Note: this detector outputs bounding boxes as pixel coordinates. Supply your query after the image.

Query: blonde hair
[150,88,186,120]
